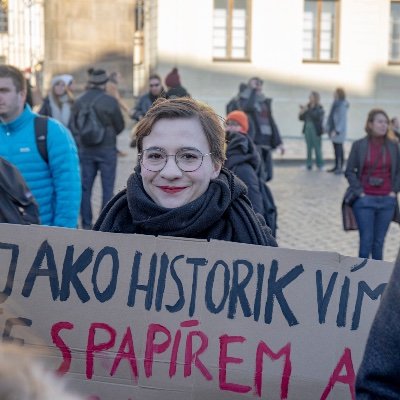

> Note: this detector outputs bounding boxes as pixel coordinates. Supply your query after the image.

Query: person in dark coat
[226,82,247,114]
[239,77,284,182]
[131,74,165,122]
[164,67,190,99]
[93,97,277,247]
[225,110,264,215]
[345,108,400,260]
[356,250,400,398]
[70,68,125,229]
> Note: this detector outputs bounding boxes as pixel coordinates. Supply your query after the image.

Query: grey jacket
[325,99,349,144]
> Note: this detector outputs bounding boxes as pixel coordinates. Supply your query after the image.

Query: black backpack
[0,157,40,225]
[71,93,106,146]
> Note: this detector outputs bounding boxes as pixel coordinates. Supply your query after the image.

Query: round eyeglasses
[140,148,212,172]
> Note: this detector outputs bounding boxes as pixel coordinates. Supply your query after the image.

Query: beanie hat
[165,67,181,88]
[87,68,108,85]
[226,110,249,134]
[51,74,74,87]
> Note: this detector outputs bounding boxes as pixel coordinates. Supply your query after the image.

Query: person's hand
[389,191,396,197]
[278,144,285,155]
[360,193,366,197]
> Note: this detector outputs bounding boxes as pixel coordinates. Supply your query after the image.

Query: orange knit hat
[226,110,249,134]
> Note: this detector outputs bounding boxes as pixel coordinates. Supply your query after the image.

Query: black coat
[225,132,264,214]
[299,104,324,136]
[70,87,125,149]
[239,89,282,149]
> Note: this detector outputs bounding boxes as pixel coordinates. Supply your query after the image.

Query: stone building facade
[3,0,400,139]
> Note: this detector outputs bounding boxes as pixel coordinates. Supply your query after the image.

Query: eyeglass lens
[141,149,205,172]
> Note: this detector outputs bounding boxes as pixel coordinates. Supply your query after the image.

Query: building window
[303,0,339,62]
[390,1,400,63]
[213,0,251,61]
[0,0,7,34]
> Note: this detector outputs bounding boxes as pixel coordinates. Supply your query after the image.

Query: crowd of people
[1,64,400,258]
[2,63,400,397]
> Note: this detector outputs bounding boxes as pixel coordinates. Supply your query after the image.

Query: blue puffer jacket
[0,105,81,227]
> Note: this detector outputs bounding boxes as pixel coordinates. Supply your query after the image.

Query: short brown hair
[0,65,26,93]
[135,97,225,166]
[335,87,346,100]
[365,108,389,136]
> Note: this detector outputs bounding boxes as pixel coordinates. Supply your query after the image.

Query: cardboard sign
[0,224,394,400]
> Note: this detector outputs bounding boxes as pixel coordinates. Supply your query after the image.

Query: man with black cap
[70,67,125,229]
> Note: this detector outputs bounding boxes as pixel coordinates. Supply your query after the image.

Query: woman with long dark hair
[345,108,400,260]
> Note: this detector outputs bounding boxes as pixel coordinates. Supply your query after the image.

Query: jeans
[352,195,396,260]
[80,148,117,229]
[333,142,344,170]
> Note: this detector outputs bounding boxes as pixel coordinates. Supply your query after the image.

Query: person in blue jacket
[0,64,81,228]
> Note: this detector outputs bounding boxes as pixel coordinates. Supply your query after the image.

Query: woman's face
[141,118,221,209]
[369,113,389,137]
[53,80,66,96]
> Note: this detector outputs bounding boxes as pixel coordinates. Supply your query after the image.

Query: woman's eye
[147,152,164,160]
[180,152,199,161]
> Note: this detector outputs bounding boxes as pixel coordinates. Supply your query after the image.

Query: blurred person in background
[345,108,400,260]
[70,68,124,230]
[164,67,190,99]
[239,77,284,182]
[325,87,349,174]
[0,65,81,228]
[38,74,74,128]
[299,91,325,171]
[130,73,165,147]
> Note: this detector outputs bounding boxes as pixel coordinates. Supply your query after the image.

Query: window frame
[212,0,252,62]
[302,0,340,64]
[389,0,400,64]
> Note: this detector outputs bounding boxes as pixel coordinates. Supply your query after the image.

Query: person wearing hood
[38,74,74,127]
[325,87,349,174]
[93,97,277,247]
[164,67,190,99]
[225,110,264,215]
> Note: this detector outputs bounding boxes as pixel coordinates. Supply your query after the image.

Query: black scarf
[93,167,277,247]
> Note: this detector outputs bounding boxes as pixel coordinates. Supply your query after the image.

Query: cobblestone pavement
[269,165,400,262]
[91,129,400,262]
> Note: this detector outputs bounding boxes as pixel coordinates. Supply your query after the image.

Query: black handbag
[343,186,359,207]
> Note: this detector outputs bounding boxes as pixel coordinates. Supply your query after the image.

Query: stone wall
[43,0,134,95]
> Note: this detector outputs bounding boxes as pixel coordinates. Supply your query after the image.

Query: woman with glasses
[93,97,277,246]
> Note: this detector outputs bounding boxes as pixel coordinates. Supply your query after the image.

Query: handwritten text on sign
[0,225,393,400]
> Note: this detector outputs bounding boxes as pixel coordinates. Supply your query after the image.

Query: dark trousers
[333,142,344,170]
[353,195,396,260]
[80,148,117,228]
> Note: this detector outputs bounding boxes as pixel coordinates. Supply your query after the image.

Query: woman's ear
[212,163,222,179]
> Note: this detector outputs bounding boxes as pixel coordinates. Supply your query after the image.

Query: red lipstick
[158,186,187,194]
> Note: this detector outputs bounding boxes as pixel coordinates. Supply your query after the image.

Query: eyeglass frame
[139,148,213,172]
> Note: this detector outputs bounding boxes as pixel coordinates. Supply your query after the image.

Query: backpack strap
[34,116,48,164]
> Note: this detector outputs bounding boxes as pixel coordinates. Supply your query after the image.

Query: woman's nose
[160,156,182,178]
